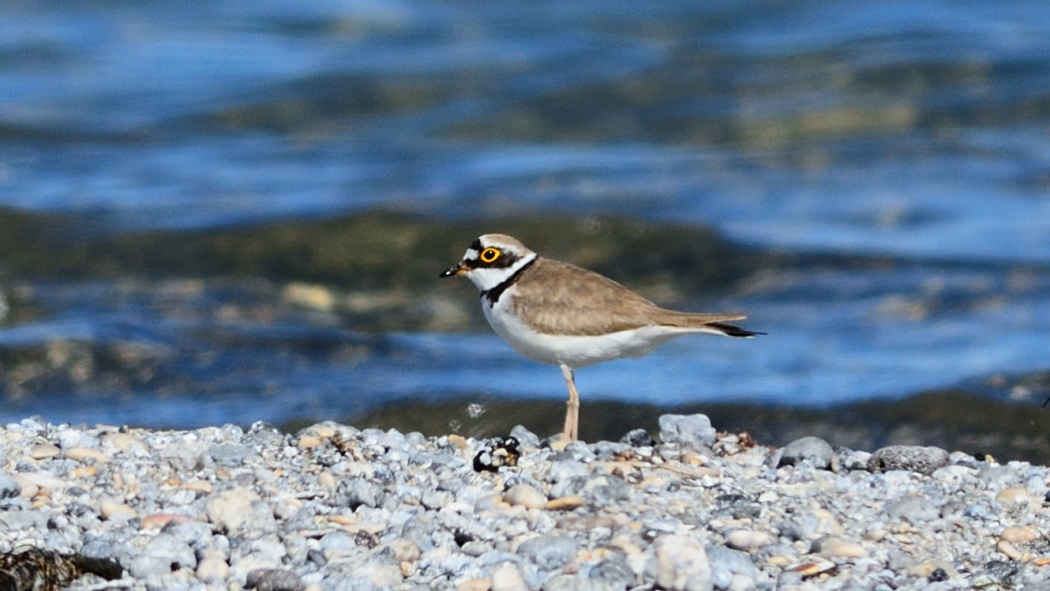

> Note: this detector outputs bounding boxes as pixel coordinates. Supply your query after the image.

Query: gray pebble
[0,510,46,532]
[560,440,597,462]
[320,530,357,559]
[0,475,20,499]
[581,475,632,505]
[510,425,541,449]
[964,500,999,521]
[646,535,713,591]
[55,429,88,450]
[246,568,306,591]
[80,536,117,562]
[885,497,940,524]
[939,499,968,518]
[219,423,245,442]
[868,445,950,475]
[707,546,757,591]
[421,489,452,510]
[246,421,285,447]
[620,428,655,447]
[168,519,215,549]
[348,546,404,589]
[779,510,839,541]
[379,429,407,450]
[208,443,252,467]
[517,535,579,571]
[19,417,47,432]
[588,552,635,588]
[504,482,547,509]
[831,448,870,473]
[593,440,628,460]
[129,533,197,578]
[978,464,1019,486]
[462,540,494,557]
[1025,473,1047,497]
[886,548,916,571]
[405,431,426,447]
[338,479,384,510]
[777,437,833,469]
[160,438,207,472]
[548,459,590,483]
[659,414,716,449]
[978,560,1019,586]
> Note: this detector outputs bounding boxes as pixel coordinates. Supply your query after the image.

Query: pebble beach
[2,414,1050,591]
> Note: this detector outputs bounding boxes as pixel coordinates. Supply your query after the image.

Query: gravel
[2,413,1050,590]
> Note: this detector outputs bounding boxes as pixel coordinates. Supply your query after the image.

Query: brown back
[507,257,745,336]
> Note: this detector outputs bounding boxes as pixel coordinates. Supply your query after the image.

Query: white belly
[482,298,688,369]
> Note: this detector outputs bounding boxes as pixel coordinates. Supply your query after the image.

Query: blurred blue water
[1,0,1050,427]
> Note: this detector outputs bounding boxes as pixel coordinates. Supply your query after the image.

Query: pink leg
[560,364,580,441]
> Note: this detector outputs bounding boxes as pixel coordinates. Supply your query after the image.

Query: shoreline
[344,389,1050,466]
[2,415,1049,590]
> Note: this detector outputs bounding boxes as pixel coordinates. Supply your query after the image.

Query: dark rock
[868,445,950,475]
[246,567,306,591]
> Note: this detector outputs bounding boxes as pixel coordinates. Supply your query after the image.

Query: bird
[440,233,761,442]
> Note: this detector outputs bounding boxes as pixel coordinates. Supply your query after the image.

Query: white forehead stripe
[464,248,479,260]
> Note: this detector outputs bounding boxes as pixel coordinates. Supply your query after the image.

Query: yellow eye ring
[479,247,501,263]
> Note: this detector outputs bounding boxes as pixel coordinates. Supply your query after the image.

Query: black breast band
[481,257,536,306]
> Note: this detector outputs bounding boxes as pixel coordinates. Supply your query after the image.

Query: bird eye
[480,247,501,263]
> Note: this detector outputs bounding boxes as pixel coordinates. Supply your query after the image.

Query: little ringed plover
[441,233,760,441]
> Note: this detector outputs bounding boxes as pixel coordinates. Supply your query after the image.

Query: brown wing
[508,258,747,336]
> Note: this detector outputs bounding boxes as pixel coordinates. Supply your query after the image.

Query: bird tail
[655,312,764,338]
[703,321,764,338]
